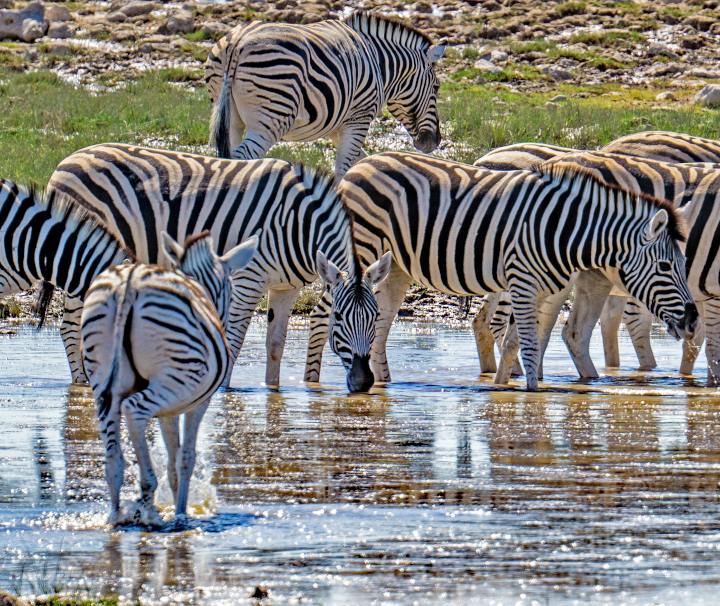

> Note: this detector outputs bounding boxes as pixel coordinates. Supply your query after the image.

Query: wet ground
[1,321,720,605]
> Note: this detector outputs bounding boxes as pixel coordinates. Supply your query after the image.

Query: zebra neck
[357,35,416,101]
[29,210,127,299]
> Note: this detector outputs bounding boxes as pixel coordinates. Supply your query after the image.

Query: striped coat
[48,144,391,392]
[206,12,444,178]
[81,232,257,526]
[304,151,696,391]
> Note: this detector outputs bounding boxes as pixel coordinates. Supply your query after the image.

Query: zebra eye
[658,260,673,272]
[333,312,342,322]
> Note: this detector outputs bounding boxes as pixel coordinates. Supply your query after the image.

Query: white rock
[0,1,46,42]
[541,65,573,80]
[119,1,158,18]
[695,84,720,108]
[490,49,508,62]
[473,58,503,74]
[655,91,676,102]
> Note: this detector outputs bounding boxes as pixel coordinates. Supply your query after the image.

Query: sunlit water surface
[1,320,719,605]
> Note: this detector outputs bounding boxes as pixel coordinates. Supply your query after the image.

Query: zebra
[475,141,720,383]
[0,180,128,326]
[81,231,257,527]
[46,143,392,393]
[205,11,445,179]
[303,151,698,391]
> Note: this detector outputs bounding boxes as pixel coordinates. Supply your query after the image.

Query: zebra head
[386,44,445,154]
[613,208,697,340]
[317,251,393,393]
[161,231,258,325]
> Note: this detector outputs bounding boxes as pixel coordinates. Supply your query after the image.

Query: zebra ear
[221,234,259,273]
[316,251,343,287]
[365,252,393,286]
[646,209,669,242]
[427,44,445,64]
[161,231,184,269]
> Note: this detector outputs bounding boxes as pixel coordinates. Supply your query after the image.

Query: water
[1,320,720,605]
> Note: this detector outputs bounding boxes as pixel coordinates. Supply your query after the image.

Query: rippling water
[1,320,719,605]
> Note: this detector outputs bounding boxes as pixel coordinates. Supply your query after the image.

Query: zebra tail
[32,281,55,331]
[210,72,232,158]
[95,276,136,423]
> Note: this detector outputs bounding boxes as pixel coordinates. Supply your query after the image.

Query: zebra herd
[0,11,716,525]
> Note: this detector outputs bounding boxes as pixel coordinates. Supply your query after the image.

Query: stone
[684,15,715,32]
[647,43,679,59]
[119,1,158,18]
[647,62,683,77]
[0,1,46,42]
[47,21,74,38]
[695,84,720,108]
[540,65,573,80]
[201,20,229,38]
[550,94,568,102]
[45,4,71,22]
[681,35,705,50]
[157,10,194,35]
[45,42,71,55]
[106,10,127,23]
[655,91,676,101]
[473,58,503,74]
[490,49,508,62]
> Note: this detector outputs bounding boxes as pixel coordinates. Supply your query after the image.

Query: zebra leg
[511,290,544,391]
[473,294,501,374]
[623,300,657,370]
[222,279,267,387]
[536,286,570,379]
[121,395,162,528]
[495,316,520,386]
[304,287,332,382]
[371,261,413,384]
[231,128,280,161]
[265,286,301,388]
[60,296,88,383]
[680,316,705,375]
[562,270,613,379]
[599,295,626,368]
[489,295,523,376]
[99,403,124,526]
[158,416,180,503]
[176,399,210,517]
[333,123,371,180]
[702,300,720,386]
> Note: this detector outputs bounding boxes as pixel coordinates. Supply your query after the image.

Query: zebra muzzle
[414,129,440,154]
[347,354,374,393]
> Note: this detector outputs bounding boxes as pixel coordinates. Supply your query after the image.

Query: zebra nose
[347,354,374,393]
[684,302,699,334]
[414,129,439,154]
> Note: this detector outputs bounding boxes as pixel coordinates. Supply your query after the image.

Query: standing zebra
[82,232,257,527]
[0,180,128,328]
[47,144,392,392]
[476,140,720,383]
[206,12,445,178]
[304,152,697,391]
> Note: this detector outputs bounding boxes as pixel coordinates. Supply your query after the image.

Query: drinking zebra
[0,180,128,325]
[82,231,257,527]
[476,138,720,383]
[206,11,444,178]
[46,144,392,392]
[303,151,697,391]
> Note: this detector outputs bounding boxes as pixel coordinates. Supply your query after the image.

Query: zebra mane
[345,11,432,50]
[289,163,364,291]
[182,230,213,252]
[535,163,687,242]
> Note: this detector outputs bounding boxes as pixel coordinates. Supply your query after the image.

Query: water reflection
[1,324,720,604]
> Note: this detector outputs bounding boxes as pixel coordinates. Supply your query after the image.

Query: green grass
[554,1,587,17]
[569,29,646,47]
[1,68,720,186]
[508,38,633,68]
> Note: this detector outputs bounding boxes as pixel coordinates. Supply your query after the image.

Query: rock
[540,65,573,80]
[0,1,47,42]
[688,67,720,79]
[490,49,508,62]
[119,1,158,18]
[473,58,503,74]
[647,62,683,77]
[201,20,229,38]
[47,21,75,38]
[695,84,720,108]
[157,10,194,35]
[647,43,679,59]
[545,101,559,109]
[45,42,71,55]
[45,4,71,22]
[106,11,127,23]
[684,15,715,32]
[0,590,30,606]
[655,91,676,102]
[680,35,705,50]
[550,94,568,102]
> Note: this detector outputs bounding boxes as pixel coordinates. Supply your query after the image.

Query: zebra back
[604,131,720,163]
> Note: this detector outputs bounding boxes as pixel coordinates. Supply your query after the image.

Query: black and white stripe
[304,151,697,391]
[206,12,444,178]
[47,143,390,392]
[81,232,257,526]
